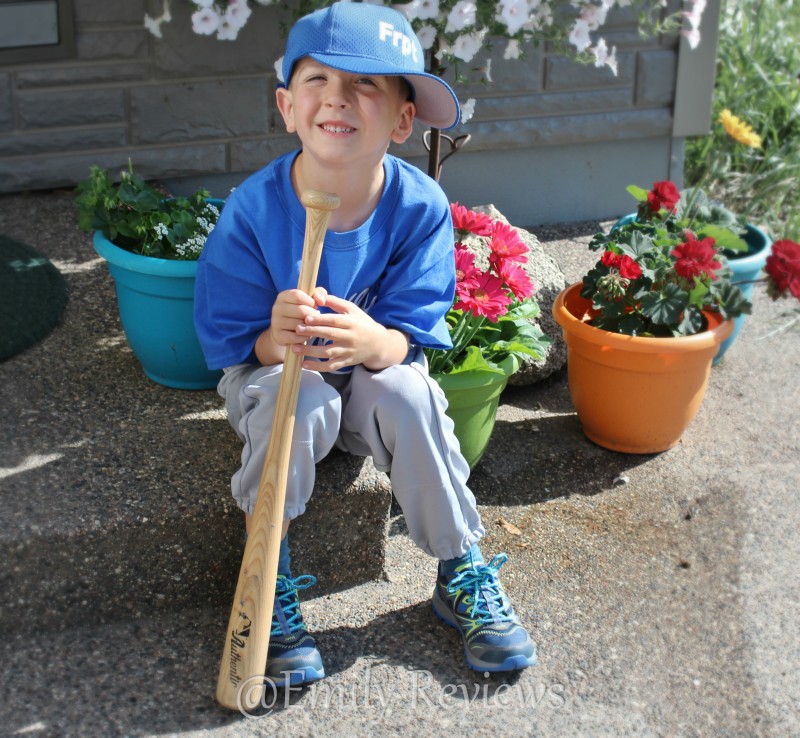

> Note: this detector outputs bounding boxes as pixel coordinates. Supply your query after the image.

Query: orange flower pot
[553,283,734,453]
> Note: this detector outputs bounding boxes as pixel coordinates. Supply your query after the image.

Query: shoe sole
[431,589,537,673]
[266,665,326,688]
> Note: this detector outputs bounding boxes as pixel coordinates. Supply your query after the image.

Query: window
[0,0,75,64]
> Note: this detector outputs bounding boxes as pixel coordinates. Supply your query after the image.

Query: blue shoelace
[271,574,317,637]
[445,553,514,625]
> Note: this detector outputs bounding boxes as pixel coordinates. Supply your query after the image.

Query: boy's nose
[323,77,351,108]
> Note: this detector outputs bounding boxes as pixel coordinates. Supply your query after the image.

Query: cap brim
[307,52,461,130]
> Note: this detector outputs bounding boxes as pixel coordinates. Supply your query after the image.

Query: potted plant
[424,203,551,468]
[76,162,224,389]
[553,180,800,454]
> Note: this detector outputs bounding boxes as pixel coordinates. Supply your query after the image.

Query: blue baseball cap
[281,3,460,130]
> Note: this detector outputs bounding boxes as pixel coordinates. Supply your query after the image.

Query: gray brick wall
[0,0,694,223]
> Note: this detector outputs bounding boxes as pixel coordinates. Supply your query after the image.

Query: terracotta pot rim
[553,282,734,353]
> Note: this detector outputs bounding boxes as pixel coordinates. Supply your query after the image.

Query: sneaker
[432,553,537,672]
[265,574,325,687]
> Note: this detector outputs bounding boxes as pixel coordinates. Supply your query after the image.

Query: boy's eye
[356,77,378,86]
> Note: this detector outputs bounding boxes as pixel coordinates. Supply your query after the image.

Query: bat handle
[297,190,340,295]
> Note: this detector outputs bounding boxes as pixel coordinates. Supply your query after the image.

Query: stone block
[468,87,631,122]
[131,79,269,144]
[153,2,282,78]
[0,73,12,131]
[75,30,148,61]
[0,145,227,193]
[18,89,125,129]
[636,49,678,106]
[0,127,128,157]
[16,63,150,89]
[72,0,146,26]
[545,52,635,90]
[229,136,299,173]
[445,38,544,96]
[458,108,673,152]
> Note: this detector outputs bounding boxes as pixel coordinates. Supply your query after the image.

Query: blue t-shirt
[194,151,456,369]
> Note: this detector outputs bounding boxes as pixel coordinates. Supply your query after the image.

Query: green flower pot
[431,355,517,469]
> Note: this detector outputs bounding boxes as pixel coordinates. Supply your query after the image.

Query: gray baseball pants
[217,346,485,560]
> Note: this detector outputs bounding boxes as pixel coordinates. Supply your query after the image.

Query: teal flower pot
[93,230,222,390]
[432,355,517,469]
[714,223,772,363]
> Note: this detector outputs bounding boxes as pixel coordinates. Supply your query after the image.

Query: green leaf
[696,223,748,253]
[712,281,752,319]
[626,184,649,202]
[445,345,507,376]
[640,284,688,325]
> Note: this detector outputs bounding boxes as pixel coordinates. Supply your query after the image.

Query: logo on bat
[228,610,252,687]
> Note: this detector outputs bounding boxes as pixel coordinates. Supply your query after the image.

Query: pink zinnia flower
[450,202,494,237]
[454,242,481,285]
[454,272,512,322]
[496,259,534,300]
[490,222,528,264]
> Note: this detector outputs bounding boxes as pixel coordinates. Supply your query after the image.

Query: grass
[684,0,800,240]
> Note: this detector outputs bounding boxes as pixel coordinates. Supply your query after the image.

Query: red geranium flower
[454,271,512,322]
[490,222,528,264]
[496,259,534,300]
[765,239,800,300]
[671,233,722,280]
[450,202,494,237]
[619,255,642,280]
[601,250,642,280]
[648,181,681,213]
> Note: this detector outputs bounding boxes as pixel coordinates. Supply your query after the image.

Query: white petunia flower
[496,0,531,35]
[460,98,476,123]
[504,38,522,60]
[254,0,273,5]
[144,14,164,38]
[192,7,220,36]
[445,0,477,32]
[568,19,592,52]
[224,0,252,30]
[216,18,242,40]
[591,37,618,74]
[274,55,284,83]
[415,25,437,50]
[681,26,701,49]
[435,38,453,61]
[452,30,484,62]
[580,4,608,30]
[194,0,215,7]
[400,0,440,21]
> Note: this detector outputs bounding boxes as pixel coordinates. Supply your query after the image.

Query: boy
[195,3,536,687]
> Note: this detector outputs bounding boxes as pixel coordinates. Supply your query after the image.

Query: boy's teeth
[322,124,353,133]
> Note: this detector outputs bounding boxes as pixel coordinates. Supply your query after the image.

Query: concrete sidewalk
[1,190,798,738]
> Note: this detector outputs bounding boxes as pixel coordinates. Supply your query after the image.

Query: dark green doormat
[1,235,68,361]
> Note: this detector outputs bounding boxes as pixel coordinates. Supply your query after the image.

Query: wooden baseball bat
[216,189,340,712]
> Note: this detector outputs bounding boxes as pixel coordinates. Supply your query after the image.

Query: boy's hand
[293,289,409,372]
[254,288,319,366]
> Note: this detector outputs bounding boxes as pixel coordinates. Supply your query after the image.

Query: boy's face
[276,58,416,170]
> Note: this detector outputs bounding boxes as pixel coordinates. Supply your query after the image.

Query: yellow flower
[719,108,763,149]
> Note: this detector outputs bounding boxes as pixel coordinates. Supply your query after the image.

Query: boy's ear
[390,101,416,145]
[275,86,296,133]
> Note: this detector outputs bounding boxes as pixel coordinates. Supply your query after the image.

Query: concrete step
[0,191,393,636]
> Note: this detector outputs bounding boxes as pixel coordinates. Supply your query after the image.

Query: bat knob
[301,190,340,212]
